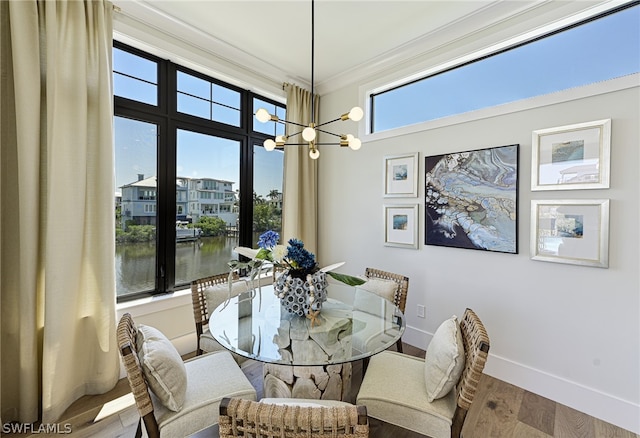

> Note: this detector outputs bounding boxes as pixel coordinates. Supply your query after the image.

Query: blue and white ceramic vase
[274,269,328,317]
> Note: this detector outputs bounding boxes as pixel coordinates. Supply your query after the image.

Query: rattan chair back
[117,312,160,438]
[364,267,409,313]
[191,272,239,355]
[364,267,409,353]
[219,397,369,438]
[451,308,490,437]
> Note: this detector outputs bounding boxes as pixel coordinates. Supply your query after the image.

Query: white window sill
[116,288,192,318]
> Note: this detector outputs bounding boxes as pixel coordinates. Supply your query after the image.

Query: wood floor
[6,344,637,438]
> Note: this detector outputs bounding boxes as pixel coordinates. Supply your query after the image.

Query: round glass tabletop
[208,282,405,366]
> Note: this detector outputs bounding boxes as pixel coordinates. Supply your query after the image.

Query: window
[114,42,284,301]
[113,47,158,106]
[371,3,639,133]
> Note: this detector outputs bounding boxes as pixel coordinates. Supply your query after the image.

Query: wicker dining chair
[364,267,409,352]
[116,313,256,438]
[219,397,369,438]
[191,272,239,356]
[356,308,490,438]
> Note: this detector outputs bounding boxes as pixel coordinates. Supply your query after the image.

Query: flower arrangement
[230,230,366,319]
[256,230,318,277]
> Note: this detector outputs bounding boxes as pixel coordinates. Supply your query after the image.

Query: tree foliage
[253,203,281,232]
[194,216,227,236]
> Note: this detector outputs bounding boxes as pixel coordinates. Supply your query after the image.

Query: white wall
[317,79,640,433]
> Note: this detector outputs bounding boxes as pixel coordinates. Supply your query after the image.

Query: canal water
[115,235,239,297]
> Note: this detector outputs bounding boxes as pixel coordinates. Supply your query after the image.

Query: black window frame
[114,41,284,302]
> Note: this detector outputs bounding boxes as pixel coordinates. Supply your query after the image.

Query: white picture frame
[530,199,609,268]
[384,204,419,249]
[531,119,611,191]
[384,152,418,197]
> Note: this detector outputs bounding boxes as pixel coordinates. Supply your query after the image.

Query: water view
[115,235,239,297]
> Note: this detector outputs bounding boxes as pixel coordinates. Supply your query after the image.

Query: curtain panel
[282,83,320,256]
[0,0,118,424]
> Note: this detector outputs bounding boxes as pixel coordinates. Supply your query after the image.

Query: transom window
[371,3,639,133]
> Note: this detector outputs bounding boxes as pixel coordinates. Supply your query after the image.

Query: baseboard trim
[403,325,640,434]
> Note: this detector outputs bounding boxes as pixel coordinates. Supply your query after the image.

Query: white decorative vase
[274,269,328,317]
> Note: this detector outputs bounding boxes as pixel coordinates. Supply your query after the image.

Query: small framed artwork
[530,199,609,268]
[425,144,519,254]
[531,119,611,191]
[384,152,418,197]
[384,204,418,249]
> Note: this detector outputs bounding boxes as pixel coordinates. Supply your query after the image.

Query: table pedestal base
[263,363,352,401]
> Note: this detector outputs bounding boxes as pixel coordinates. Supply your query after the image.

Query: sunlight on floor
[94,392,135,423]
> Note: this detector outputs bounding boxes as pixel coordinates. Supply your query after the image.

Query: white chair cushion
[358,278,398,303]
[153,351,257,437]
[356,351,456,438]
[136,324,187,412]
[424,316,465,402]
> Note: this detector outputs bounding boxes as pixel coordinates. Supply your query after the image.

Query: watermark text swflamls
[2,423,72,434]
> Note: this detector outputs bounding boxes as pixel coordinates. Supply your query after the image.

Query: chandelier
[255,0,363,160]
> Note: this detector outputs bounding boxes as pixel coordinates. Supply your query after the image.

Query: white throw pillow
[423,315,465,402]
[136,324,187,412]
[359,278,399,303]
[204,278,269,314]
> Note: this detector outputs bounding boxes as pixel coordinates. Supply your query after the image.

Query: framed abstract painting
[531,119,611,191]
[384,152,418,197]
[425,144,519,253]
[530,199,609,268]
[384,204,418,249]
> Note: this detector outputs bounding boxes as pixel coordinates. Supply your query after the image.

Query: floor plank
[464,374,524,438]
[554,403,596,438]
[518,390,557,436]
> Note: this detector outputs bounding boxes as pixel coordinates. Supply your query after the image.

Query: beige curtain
[0,0,119,424]
[282,83,320,255]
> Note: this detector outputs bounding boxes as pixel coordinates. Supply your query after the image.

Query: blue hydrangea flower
[287,238,316,271]
[258,230,280,249]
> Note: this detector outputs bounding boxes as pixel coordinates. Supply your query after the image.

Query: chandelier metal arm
[316,128,342,138]
[254,0,362,159]
[315,117,343,128]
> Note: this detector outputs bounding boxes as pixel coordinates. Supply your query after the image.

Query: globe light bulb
[256,108,271,123]
[264,139,276,151]
[347,134,362,151]
[302,126,316,142]
[309,148,320,160]
[348,106,364,122]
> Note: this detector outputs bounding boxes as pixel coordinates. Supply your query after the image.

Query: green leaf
[256,248,272,261]
[327,272,366,286]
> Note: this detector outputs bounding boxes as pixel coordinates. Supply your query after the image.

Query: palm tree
[267,189,281,201]
[253,191,265,204]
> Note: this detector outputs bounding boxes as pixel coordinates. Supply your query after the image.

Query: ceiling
[112,0,611,95]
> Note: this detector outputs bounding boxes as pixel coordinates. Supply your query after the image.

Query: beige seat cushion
[356,351,456,438]
[199,328,248,365]
[137,324,187,412]
[153,351,257,437]
[424,316,465,401]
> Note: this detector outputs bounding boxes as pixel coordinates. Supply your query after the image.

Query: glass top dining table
[208,281,406,367]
